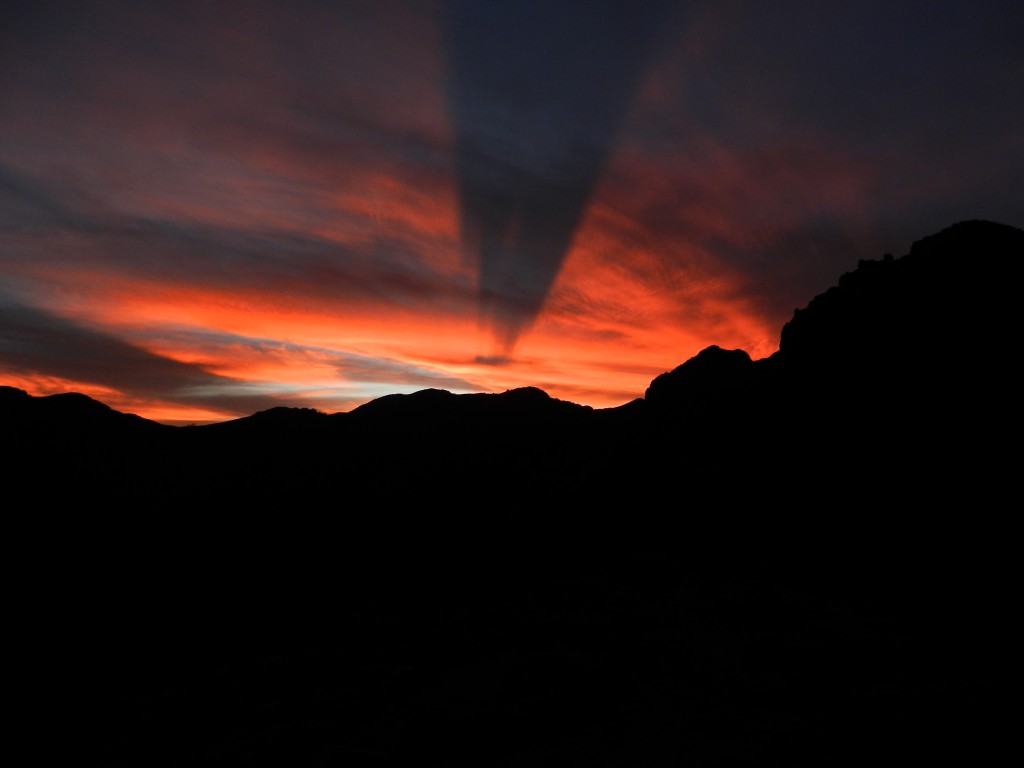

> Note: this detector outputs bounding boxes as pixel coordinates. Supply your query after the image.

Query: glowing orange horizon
[0,3,815,426]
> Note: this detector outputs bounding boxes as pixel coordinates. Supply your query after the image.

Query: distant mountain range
[9,219,1022,765]
[6,219,1019,515]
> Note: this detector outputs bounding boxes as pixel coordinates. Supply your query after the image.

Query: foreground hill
[7,219,1018,527]
[7,219,1021,765]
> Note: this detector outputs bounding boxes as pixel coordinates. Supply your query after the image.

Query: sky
[2,0,1022,425]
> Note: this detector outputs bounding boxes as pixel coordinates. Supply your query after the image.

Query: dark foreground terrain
[7,220,1021,765]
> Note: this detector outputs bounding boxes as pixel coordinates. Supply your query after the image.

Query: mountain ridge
[7,218,1022,766]
[7,218,1018,431]
[7,217,1020,561]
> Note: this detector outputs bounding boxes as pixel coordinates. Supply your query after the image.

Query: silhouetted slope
[645,345,757,408]
[1,384,168,434]
[778,219,1020,367]
[200,404,331,434]
[6,219,1020,552]
[768,219,1021,440]
[627,219,1021,511]
[7,219,1022,766]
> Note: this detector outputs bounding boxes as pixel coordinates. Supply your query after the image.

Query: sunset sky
[2,0,1022,424]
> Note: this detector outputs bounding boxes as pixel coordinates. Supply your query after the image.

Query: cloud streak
[1,0,1021,422]
[0,291,483,423]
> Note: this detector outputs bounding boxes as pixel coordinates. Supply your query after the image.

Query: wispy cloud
[0,291,485,422]
[2,0,1021,421]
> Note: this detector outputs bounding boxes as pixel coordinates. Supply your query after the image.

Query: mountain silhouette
[8,219,1021,765]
